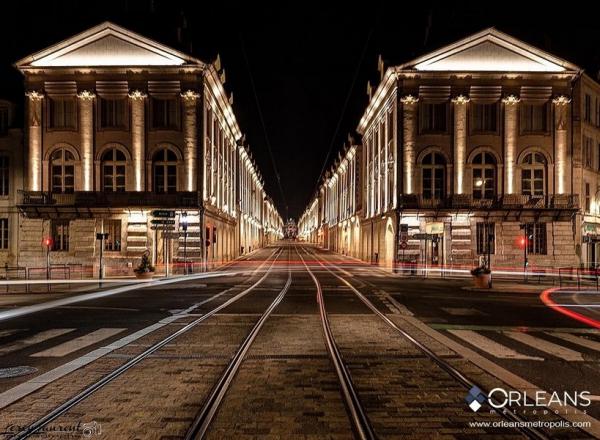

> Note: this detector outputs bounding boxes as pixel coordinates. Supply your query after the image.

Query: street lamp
[180,212,188,274]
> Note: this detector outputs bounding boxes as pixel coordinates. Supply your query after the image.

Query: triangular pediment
[404,28,578,72]
[16,22,202,68]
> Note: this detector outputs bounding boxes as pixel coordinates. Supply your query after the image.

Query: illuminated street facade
[300,28,600,270]
[14,22,282,273]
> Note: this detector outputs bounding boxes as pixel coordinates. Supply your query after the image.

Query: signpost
[151,210,175,218]
[96,232,109,280]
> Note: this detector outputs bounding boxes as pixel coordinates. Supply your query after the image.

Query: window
[586,182,591,213]
[52,220,69,251]
[472,152,496,199]
[584,136,594,168]
[521,152,546,196]
[524,223,547,255]
[0,106,8,134]
[153,148,177,193]
[101,148,126,192]
[472,103,497,132]
[520,103,548,133]
[584,94,592,123]
[50,148,75,193]
[49,98,76,129]
[103,220,121,251]
[476,222,495,255]
[99,98,126,129]
[422,152,446,199]
[596,98,600,127]
[420,102,447,133]
[0,155,9,196]
[0,218,8,249]
[152,98,180,129]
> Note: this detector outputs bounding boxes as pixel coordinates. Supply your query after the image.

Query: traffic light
[42,237,53,248]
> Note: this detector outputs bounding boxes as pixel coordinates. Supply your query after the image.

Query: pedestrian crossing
[447,328,600,362]
[0,328,125,358]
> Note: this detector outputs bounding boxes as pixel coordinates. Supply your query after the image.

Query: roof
[15,21,204,69]
[398,27,580,73]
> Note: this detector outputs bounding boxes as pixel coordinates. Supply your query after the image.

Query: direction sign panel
[150,219,176,225]
[163,232,183,239]
[413,233,434,240]
[399,241,408,250]
[151,210,175,218]
[151,225,175,231]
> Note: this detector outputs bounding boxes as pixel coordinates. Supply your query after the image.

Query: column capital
[400,94,419,105]
[77,90,96,100]
[128,90,147,100]
[180,90,201,101]
[451,95,470,104]
[552,95,571,106]
[25,90,44,101]
[502,95,520,105]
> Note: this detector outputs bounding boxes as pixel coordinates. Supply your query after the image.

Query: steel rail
[305,246,550,440]
[297,246,376,440]
[185,244,292,439]
[10,247,284,440]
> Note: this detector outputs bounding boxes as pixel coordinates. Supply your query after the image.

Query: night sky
[1,1,599,219]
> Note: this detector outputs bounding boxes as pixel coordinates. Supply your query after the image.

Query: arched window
[422,152,446,199]
[153,148,177,193]
[101,148,126,192]
[50,148,75,193]
[521,152,546,196]
[472,152,496,199]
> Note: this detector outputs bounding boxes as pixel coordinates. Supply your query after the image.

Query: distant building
[14,22,282,274]
[300,28,600,270]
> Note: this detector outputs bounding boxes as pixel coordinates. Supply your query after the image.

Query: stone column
[400,95,418,194]
[181,90,200,192]
[78,90,95,191]
[502,95,520,194]
[129,90,147,191]
[553,95,570,194]
[26,91,43,191]
[452,95,469,194]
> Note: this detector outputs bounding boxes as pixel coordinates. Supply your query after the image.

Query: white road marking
[504,331,584,362]
[548,332,600,353]
[30,328,125,358]
[0,329,75,356]
[448,330,543,360]
[399,315,600,438]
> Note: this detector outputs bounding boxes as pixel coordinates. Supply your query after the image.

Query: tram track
[302,245,550,440]
[7,247,285,440]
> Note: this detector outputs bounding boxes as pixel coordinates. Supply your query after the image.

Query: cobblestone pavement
[0,244,596,439]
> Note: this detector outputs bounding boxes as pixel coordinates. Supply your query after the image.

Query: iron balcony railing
[18,191,201,208]
[396,193,579,210]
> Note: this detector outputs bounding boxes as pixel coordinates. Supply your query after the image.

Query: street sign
[163,232,183,239]
[150,219,176,225]
[96,232,109,240]
[151,225,175,231]
[151,210,175,218]
[399,241,408,250]
[414,233,434,240]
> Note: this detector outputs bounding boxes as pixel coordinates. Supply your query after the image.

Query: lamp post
[181,212,188,274]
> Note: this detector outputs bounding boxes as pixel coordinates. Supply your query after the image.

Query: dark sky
[1,1,600,219]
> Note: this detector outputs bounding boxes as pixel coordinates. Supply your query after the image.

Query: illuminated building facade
[15,22,281,272]
[299,139,362,258]
[303,28,598,270]
[0,100,23,268]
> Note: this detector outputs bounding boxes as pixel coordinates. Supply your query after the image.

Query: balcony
[396,194,579,211]
[18,191,201,218]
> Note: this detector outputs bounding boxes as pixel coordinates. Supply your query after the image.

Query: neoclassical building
[302,28,600,270]
[15,22,282,273]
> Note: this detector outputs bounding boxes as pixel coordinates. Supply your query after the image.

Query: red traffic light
[517,236,527,249]
[42,237,54,247]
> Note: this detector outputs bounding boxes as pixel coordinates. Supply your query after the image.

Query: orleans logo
[465,386,487,412]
